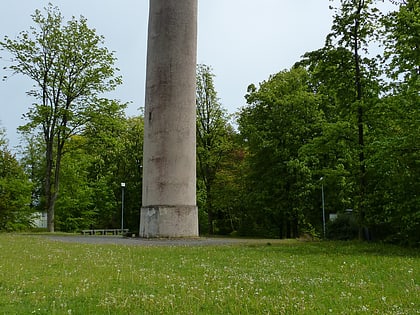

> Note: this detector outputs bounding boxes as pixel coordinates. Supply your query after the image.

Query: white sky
[0,1,395,150]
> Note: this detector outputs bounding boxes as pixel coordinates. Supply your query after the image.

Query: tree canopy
[0,127,32,231]
[0,4,123,231]
[0,2,418,246]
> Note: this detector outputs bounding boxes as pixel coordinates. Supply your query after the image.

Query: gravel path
[43,235,252,246]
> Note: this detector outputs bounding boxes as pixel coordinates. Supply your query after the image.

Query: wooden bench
[81,229,129,235]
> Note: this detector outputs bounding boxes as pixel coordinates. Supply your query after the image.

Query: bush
[326,214,358,240]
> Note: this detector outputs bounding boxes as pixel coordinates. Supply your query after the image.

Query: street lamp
[320,177,326,238]
[121,182,125,235]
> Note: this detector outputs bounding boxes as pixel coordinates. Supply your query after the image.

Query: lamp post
[121,182,125,235]
[320,177,326,238]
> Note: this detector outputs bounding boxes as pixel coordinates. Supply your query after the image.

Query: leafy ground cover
[0,234,418,314]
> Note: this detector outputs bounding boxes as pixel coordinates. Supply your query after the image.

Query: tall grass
[0,234,418,314]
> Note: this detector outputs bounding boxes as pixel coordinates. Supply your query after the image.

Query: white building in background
[31,212,47,228]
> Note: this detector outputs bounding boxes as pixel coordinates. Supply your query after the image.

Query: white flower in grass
[361,305,369,312]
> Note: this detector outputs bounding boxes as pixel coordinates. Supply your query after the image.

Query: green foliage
[358,1,420,246]
[0,4,122,232]
[0,129,33,231]
[2,2,417,245]
[115,116,144,232]
[54,136,95,232]
[18,100,144,233]
[238,67,324,238]
[326,214,359,240]
[81,99,128,230]
[58,104,144,232]
[382,0,419,90]
[365,93,420,246]
[196,64,236,234]
[235,2,418,245]
[302,0,383,235]
[207,140,247,235]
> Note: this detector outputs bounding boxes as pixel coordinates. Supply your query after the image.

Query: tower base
[139,205,199,238]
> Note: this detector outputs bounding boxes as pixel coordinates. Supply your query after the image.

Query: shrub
[326,213,358,240]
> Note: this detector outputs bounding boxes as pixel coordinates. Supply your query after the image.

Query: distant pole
[121,182,125,235]
[320,177,326,238]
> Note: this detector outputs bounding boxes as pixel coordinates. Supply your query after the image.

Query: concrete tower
[139,0,199,237]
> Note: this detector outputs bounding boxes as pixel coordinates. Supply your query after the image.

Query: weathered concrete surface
[140,0,198,237]
[140,206,198,238]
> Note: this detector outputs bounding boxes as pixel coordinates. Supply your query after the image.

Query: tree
[295,1,419,244]
[28,106,143,233]
[18,133,47,218]
[196,64,234,234]
[363,0,420,245]
[0,127,32,230]
[382,0,419,91]
[299,0,383,237]
[207,134,247,235]
[238,67,324,238]
[0,5,122,231]
[54,135,94,232]
[79,99,127,230]
[80,104,144,232]
[365,94,420,245]
[329,0,382,233]
[117,116,144,232]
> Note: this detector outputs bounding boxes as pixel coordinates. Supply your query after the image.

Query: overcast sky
[0,1,394,150]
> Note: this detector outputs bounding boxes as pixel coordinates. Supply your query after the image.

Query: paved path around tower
[42,235,287,246]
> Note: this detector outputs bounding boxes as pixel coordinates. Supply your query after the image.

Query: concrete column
[140,0,198,237]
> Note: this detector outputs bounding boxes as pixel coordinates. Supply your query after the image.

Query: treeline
[198,0,419,246]
[0,1,418,246]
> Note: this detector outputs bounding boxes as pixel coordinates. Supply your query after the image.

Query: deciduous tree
[299,0,383,236]
[238,67,324,237]
[196,64,234,234]
[0,5,122,231]
[0,128,32,230]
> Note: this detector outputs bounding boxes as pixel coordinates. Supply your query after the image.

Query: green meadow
[0,234,418,314]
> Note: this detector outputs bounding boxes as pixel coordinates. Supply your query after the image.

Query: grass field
[0,234,418,314]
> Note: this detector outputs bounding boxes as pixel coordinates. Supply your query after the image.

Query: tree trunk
[206,184,214,235]
[354,0,367,239]
[45,139,55,232]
